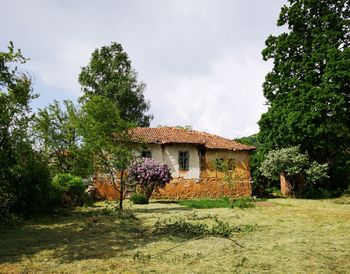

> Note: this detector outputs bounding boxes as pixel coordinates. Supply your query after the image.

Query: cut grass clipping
[177,197,255,209]
[153,218,256,239]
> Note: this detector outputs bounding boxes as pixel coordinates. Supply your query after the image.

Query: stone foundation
[153,177,252,199]
[93,180,120,200]
[93,177,252,200]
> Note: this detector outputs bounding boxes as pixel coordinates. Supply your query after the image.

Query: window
[179,151,189,170]
[214,158,225,171]
[141,150,152,158]
[228,159,235,170]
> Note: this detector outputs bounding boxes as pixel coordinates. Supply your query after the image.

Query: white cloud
[150,52,271,138]
[28,41,94,95]
[0,0,286,138]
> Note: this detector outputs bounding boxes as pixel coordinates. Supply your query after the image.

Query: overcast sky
[1,0,287,138]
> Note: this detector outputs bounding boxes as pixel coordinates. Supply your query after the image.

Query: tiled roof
[129,127,256,151]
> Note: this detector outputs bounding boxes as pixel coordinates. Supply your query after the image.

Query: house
[93,127,256,199]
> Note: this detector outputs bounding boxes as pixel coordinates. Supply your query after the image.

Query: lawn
[177,197,256,209]
[1,197,350,273]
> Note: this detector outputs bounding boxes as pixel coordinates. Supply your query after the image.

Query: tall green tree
[0,42,50,216]
[235,134,260,148]
[258,0,350,190]
[78,95,133,209]
[79,42,152,127]
[34,100,93,178]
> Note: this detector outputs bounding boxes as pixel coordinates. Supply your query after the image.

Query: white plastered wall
[134,143,200,179]
[162,144,200,179]
[132,144,162,162]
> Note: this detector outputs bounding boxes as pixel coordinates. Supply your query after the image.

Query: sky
[0,0,287,138]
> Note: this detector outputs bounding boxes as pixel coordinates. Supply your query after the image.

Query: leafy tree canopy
[235,134,260,147]
[260,146,329,196]
[79,42,152,127]
[78,95,133,209]
[34,100,93,178]
[0,42,51,215]
[156,125,193,130]
[258,0,350,189]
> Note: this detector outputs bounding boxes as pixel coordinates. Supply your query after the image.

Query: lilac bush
[128,158,172,202]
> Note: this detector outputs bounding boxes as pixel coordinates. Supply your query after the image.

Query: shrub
[1,148,52,217]
[0,193,17,226]
[265,186,283,197]
[0,193,15,219]
[130,193,149,204]
[128,158,172,202]
[303,188,342,199]
[83,195,95,207]
[50,173,86,207]
[344,185,350,196]
[259,146,329,196]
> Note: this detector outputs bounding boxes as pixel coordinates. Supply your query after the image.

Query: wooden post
[280,173,292,197]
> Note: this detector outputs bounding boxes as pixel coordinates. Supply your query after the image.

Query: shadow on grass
[0,209,159,264]
[151,200,179,204]
[133,206,192,214]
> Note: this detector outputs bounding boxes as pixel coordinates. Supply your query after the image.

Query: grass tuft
[230,198,256,209]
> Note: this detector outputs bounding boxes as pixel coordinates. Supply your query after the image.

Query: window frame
[178,151,190,171]
[141,150,152,159]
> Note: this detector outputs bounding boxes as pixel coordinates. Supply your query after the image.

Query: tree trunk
[145,188,153,203]
[141,183,154,203]
[119,169,124,210]
[280,173,292,197]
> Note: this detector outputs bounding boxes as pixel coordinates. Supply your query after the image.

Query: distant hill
[157,125,193,130]
[235,133,260,147]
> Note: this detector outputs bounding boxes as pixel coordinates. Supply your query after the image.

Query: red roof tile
[129,127,255,151]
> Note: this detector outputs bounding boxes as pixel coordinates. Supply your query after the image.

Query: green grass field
[1,197,350,273]
[177,197,256,209]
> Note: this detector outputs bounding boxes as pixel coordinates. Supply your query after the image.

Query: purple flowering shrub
[128,158,172,202]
